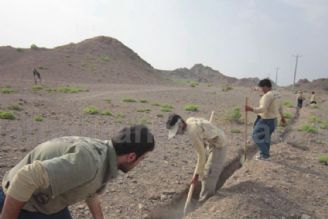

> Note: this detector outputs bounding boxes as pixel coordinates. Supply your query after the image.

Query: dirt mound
[0,36,166,85]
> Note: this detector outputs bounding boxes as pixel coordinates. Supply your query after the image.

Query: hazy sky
[1,0,327,85]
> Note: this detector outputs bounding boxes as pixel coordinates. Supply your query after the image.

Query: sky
[1,0,327,85]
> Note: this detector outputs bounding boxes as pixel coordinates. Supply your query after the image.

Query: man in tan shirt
[166,113,227,202]
[0,125,155,219]
[246,79,285,160]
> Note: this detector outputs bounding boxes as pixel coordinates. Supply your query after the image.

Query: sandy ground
[0,80,327,219]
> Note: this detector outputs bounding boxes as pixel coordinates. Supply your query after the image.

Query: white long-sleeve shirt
[186,117,226,179]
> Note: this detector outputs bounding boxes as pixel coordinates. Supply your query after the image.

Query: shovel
[240,97,248,164]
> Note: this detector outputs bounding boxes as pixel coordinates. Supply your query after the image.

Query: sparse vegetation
[184,104,199,112]
[139,118,150,125]
[100,110,112,116]
[33,115,44,122]
[298,124,317,133]
[30,44,38,49]
[319,121,328,129]
[0,111,15,120]
[161,104,174,112]
[284,112,292,120]
[190,81,199,87]
[283,101,293,108]
[222,85,233,92]
[309,115,321,123]
[101,55,110,62]
[156,114,164,118]
[84,106,99,115]
[7,104,22,111]
[16,48,23,52]
[104,99,112,104]
[123,98,137,103]
[225,107,242,123]
[137,109,151,113]
[32,85,44,92]
[57,86,88,93]
[38,66,47,70]
[152,103,161,107]
[140,99,148,103]
[310,104,319,109]
[319,154,328,165]
[231,128,241,133]
[1,86,15,94]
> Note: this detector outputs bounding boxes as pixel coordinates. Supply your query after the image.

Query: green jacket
[2,136,118,214]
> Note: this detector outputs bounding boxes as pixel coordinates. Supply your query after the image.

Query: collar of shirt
[104,140,119,180]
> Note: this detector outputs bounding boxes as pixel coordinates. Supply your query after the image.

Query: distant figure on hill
[310,91,317,105]
[33,68,42,85]
[296,91,305,108]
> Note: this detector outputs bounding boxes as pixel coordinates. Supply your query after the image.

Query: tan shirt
[186,117,226,179]
[2,136,118,214]
[310,94,316,102]
[253,90,280,119]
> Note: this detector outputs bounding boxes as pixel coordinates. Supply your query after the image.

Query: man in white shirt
[166,113,227,202]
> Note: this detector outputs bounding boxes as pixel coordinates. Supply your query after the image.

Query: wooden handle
[184,183,195,216]
[244,97,248,161]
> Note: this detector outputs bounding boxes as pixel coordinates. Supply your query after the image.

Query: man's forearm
[0,195,25,219]
[86,195,104,219]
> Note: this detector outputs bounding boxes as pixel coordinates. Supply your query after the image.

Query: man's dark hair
[312,91,315,94]
[166,114,183,129]
[112,125,155,158]
[258,79,272,88]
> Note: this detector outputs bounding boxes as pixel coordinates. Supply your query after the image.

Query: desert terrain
[0,37,327,219]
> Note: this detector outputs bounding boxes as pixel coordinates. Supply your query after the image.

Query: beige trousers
[199,145,227,202]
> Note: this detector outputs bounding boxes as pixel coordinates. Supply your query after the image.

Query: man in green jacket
[0,125,155,219]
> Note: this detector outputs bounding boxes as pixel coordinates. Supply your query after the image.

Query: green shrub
[16,48,23,52]
[225,107,242,122]
[104,99,112,104]
[101,55,110,62]
[140,99,148,103]
[190,81,199,87]
[7,104,22,111]
[319,121,328,129]
[309,115,321,123]
[34,115,44,122]
[231,128,241,133]
[284,112,292,120]
[298,124,317,133]
[137,109,151,113]
[283,101,293,108]
[57,86,88,93]
[0,111,15,120]
[1,86,15,94]
[152,103,161,107]
[30,44,38,49]
[222,85,233,92]
[123,98,137,103]
[32,85,44,92]
[319,154,328,165]
[84,106,99,115]
[161,104,174,112]
[184,104,199,112]
[310,104,319,109]
[100,110,112,116]
[156,114,164,118]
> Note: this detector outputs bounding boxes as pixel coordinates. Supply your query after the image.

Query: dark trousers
[0,187,72,219]
[252,116,276,158]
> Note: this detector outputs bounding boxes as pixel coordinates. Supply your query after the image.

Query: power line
[275,67,279,86]
[293,54,302,89]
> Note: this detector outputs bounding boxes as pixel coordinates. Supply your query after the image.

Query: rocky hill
[161,64,260,87]
[0,36,166,84]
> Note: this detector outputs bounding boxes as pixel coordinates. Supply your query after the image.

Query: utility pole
[275,67,279,87]
[293,55,302,89]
